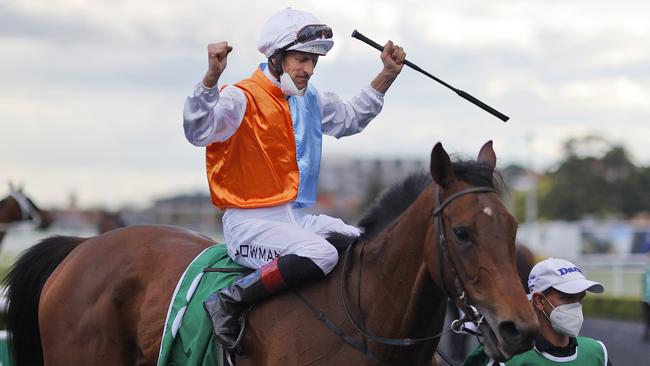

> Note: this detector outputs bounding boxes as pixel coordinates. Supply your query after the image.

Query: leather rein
[296,185,497,365]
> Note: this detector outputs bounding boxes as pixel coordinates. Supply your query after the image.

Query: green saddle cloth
[157,243,247,366]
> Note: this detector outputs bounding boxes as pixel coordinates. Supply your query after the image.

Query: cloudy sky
[2,0,649,209]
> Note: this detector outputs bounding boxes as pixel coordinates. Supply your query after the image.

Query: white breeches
[222,203,360,274]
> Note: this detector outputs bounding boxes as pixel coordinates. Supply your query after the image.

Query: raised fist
[380,40,405,76]
[203,41,233,88]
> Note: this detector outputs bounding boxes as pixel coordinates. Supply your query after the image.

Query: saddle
[157,244,247,366]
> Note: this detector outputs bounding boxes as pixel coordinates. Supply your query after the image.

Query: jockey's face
[282,51,319,90]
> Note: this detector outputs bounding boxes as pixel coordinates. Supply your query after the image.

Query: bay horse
[4,141,538,365]
[0,188,52,247]
[515,244,536,293]
[96,209,127,234]
[445,243,537,361]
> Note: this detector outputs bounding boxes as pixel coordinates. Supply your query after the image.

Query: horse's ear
[430,142,455,188]
[477,140,496,171]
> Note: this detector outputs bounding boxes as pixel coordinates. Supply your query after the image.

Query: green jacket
[463,336,607,366]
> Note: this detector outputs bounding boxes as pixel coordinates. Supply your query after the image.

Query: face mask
[280,72,306,96]
[541,295,584,337]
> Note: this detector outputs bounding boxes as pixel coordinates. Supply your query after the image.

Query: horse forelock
[355,160,506,241]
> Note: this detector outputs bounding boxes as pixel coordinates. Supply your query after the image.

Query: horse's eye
[452,226,471,243]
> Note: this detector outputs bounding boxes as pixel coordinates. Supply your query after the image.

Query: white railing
[575,256,647,298]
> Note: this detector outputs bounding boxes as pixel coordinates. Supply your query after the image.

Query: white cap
[257,7,334,58]
[527,257,604,300]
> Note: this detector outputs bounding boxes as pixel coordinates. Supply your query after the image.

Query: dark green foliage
[537,136,650,220]
[583,295,644,322]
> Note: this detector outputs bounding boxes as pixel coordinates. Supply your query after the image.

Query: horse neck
[0,199,9,222]
[357,184,447,361]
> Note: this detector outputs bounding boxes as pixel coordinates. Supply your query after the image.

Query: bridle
[345,183,497,339]
[295,184,498,366]
[432,185,497,329]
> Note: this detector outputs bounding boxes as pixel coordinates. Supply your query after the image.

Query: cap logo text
[558,267,582,276]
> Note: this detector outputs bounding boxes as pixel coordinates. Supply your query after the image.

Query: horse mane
[357,171,432,240]
[327,159,506,247]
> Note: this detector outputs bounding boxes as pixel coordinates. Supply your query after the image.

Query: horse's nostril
[498,321,522,344]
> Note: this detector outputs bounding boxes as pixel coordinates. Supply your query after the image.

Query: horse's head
[97,210,126,233]
[426,141,538,361]
[1,188,53,230]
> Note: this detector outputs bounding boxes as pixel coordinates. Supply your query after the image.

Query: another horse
[515,244,536,293]
[96,209,127,234]
[0,188,52,247]
[4,141,538,365]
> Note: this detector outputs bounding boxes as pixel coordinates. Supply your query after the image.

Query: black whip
[351,30,509,122]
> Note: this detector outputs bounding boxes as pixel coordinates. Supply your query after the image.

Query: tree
[538,136,645,220]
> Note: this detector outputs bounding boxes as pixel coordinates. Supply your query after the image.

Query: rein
[210,185,499,365]
[296,185,497,365]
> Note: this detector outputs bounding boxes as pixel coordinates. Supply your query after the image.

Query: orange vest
[205,67,300,209]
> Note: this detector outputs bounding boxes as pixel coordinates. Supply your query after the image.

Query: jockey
[183,7,406,350]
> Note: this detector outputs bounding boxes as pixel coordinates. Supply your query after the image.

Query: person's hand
[380,40,406,77]
[203,41,233,88]
[371,41,406,93]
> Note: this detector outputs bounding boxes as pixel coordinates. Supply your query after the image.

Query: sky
[2,0,649,209]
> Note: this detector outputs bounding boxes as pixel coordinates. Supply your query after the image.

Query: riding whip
[351,30,509,122]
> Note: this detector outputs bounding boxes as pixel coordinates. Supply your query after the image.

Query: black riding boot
[204,254,324,349]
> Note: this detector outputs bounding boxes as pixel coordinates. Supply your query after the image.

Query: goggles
[280,24,333,52]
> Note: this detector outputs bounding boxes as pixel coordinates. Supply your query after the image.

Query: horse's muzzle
[480,318,537,362]
[497,320,536,353]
